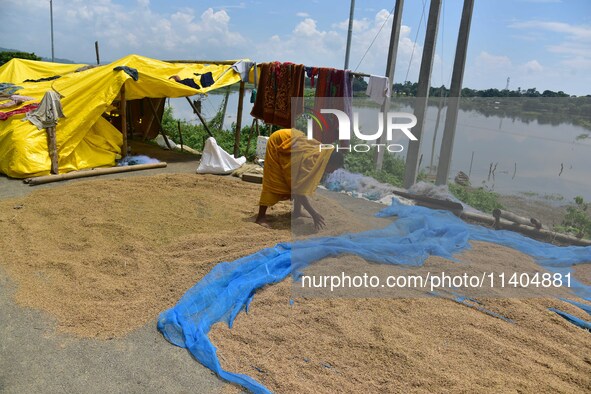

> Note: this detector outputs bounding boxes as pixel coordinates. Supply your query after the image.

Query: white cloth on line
[231,60,255,83]
[365,75,390,105]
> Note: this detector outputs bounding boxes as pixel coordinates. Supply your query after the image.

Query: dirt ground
[210,244,591,393]
[1,149,590,393]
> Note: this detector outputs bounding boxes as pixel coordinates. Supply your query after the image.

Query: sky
[1,0,590,95]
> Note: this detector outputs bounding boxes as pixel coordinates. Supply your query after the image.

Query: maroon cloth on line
[251,62,305,128]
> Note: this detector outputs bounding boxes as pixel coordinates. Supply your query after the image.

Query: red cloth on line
[0,103,39,121]
[312,68,352,147]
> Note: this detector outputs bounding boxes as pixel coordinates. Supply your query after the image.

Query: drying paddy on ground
[0,173,589,393]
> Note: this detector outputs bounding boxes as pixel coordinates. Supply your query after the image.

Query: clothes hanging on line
[0,103,40,121]
[231,60,255,83]
[304,66,319,88]
[312,67,353,146]
[366,75,390,105]
[250,62,305,129]
[0,94,36,109]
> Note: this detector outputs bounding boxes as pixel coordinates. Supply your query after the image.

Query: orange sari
[259,129,333,206]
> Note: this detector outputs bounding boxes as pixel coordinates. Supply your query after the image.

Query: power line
[353,6,395,72]
[404,0,427,82]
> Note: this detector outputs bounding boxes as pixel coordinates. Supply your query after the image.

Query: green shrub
[448,183,504,213]
[555,196,591,239]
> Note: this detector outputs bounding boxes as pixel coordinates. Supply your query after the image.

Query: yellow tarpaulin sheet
[0,54,245,178]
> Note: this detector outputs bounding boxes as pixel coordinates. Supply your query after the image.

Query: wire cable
[404,0,427,82]
[353,6,395,72]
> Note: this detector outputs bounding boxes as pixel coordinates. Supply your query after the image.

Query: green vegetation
[554,196,591,239]
[161,105,273,161]
[518,191,564,201]
[342,138,421,188]
[392,81,585,98]
[0,50,41,66]
[448,184,504,213]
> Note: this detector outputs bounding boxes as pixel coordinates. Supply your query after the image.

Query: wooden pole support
[46,126,58,174]
[234,81,246,158]
[185,97,214,138]
[24,162,167,186]
[493,209,543,230]
[177,121,184,152]
[462,210,590,246]
[120,84,128,158]
[147,98,172,150]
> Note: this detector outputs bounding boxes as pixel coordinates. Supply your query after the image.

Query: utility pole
[344,0,356,70]
[403,0,442,188]
[50,0,55,62]
[374,0,404,170]
[435,0,475,185]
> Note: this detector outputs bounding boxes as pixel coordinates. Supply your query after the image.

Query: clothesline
[165,59,375,81]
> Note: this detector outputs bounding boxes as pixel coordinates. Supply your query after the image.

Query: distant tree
[525,87,541,97]
[542,89,559,97]
[461,87,476,97]
[0,51,41,66]
[352,76,367,92]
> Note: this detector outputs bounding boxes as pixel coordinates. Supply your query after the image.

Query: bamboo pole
[177,121,184,152]
[493,209,542,230]
[147,98,172,149]
[185,97,214,138]
[234,81,246,157]
[46,126,58,174]
[24,162,167,186]
[461,210,591,246]
[164,60,241,65]
[245,118,256,159]
[120,85,128,158]
[142,98,161,140]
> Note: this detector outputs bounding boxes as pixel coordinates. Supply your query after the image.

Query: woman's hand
[311,212,326,231]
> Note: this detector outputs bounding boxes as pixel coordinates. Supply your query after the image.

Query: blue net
[158,199,591,393]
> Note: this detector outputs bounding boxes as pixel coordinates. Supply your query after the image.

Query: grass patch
[448,183,504,213]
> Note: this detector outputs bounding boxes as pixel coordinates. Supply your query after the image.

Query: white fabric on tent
[196,137,246,174]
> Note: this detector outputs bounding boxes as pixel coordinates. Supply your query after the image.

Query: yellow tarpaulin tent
[0,54,245,178]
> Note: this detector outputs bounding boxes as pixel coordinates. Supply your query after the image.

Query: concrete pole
[435,0,475,185]
[344,0,356,70]
[402,0,441,188]
[50,0,55,62]
[374,0,405,171]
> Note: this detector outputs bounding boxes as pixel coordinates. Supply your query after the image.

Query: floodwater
[170,92,591,202]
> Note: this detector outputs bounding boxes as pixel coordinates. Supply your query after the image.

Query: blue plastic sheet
[158,199,591,393]
[117,155,159,166]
